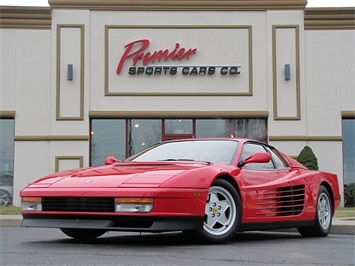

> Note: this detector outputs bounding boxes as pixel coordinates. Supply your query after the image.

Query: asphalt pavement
[0,215,354,235]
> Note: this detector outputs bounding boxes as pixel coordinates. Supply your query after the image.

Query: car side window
[265,146,289,169]
[240,143,274,170]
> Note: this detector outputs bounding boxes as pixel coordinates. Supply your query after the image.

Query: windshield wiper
[159,158,195,161]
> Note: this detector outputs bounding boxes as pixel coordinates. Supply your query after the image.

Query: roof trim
[89,111,269,119]
[1,5,354,31]
[0,6,51,29]
[305,8,355,30]
[48,0,307,11]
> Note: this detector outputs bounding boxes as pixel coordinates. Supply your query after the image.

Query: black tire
[60,228,106,239]
[0,189,12,207]
[297,185,333,237]
[191,179,241,244]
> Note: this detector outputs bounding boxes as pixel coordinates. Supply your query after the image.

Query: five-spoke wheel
[298,185,333,237]
[192,179,241,244]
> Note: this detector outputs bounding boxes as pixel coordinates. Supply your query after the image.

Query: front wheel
[298,185,332,237]
[60,228,106,239]
[191,179,241,244]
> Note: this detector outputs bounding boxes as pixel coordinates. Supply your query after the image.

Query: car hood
[29,161,211,188]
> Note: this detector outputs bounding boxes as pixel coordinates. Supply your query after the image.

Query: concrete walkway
[1,215,354,235]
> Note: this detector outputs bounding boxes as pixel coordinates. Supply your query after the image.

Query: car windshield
[128,140,239,164]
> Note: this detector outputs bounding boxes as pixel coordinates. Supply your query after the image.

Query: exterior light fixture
[284,64,290,81]
[67,64,73,81]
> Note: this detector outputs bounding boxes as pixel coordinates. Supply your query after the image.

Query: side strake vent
[42,197,115,212]
[255,185,305,216]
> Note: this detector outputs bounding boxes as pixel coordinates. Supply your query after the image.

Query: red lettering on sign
[116,39,197,74]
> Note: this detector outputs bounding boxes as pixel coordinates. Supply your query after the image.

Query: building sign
[104,26,252,96]
[117,39,241,76]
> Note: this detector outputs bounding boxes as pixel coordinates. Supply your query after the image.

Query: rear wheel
[297,185,332,237]
[60,228,106,239]
[191,179,241,244]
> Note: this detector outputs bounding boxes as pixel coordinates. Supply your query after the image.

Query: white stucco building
[0,0,354,206]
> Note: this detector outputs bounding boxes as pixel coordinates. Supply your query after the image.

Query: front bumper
[21,214,204,232]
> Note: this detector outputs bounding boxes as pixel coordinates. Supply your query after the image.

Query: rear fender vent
[255,185,305,217]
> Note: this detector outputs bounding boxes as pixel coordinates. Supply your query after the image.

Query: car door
[238,142,291,221]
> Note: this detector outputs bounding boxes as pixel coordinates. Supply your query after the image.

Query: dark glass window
[90,118,267,165]
[196,118,267,142]
[265,146,289,169]
[91,119,126,166]
[196,119,231,137]
[164,119,193,134]
[240,143,274,170]
[233,119,267,143]
[127,119,161,157]
[343,119,355,185]
[0,119,14,206]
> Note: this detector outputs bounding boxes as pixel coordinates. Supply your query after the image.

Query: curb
[1,215,354,235]
[0,215,22,227]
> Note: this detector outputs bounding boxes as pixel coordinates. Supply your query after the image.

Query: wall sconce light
[284,64,290,81]
[67,64,73,81]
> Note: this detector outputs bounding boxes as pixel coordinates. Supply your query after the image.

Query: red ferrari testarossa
[21,138,340,243]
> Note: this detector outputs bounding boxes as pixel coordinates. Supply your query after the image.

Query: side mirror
[104,156,121,165]
[238,152,271,168]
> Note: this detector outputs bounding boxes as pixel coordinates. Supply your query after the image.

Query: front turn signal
[21,197,42,211]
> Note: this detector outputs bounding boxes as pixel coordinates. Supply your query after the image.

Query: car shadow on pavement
[32,231,302,246]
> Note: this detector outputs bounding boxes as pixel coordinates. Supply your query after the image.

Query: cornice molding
[269,136,342,141]
[342,110,355,119]
[0,6,51,29]
[305,8,355,30]
[1,5,354,30]
[0,111,15,118]
[48,0,307,10]
[89,111,269,119]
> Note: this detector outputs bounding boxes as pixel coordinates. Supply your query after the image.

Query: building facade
[0,0,354,207]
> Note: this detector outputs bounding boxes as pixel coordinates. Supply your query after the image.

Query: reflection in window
[240,143,274,170]
[0,119,14,206]
[128,119,161,157]
[196,119,267,142]
[234,119,267,143]
[343,119,355,185]
[164,119,193,134]
[91,119,126,166]
[196,119,231,137]
[265,146,288,169]
[90,118,268,166]
[131,140,238,164]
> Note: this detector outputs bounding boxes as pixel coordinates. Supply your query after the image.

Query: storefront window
[0,119,14,206]
[91,119,126,166]
[90,118,267,165]
[164,119,193,134]
[343,119,355,185]
[128,119,162,156]
[196,119,231,137]
[196,118,267,142]
[233,119,267,142]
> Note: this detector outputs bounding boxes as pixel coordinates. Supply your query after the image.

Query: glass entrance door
[162,119,194,141]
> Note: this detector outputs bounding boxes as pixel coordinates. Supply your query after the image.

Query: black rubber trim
[21,214,203,232]
[239,220,314,232]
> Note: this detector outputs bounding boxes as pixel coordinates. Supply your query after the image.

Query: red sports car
[20,138,340,244]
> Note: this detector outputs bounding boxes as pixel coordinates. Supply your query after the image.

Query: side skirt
[239,220,314,232]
